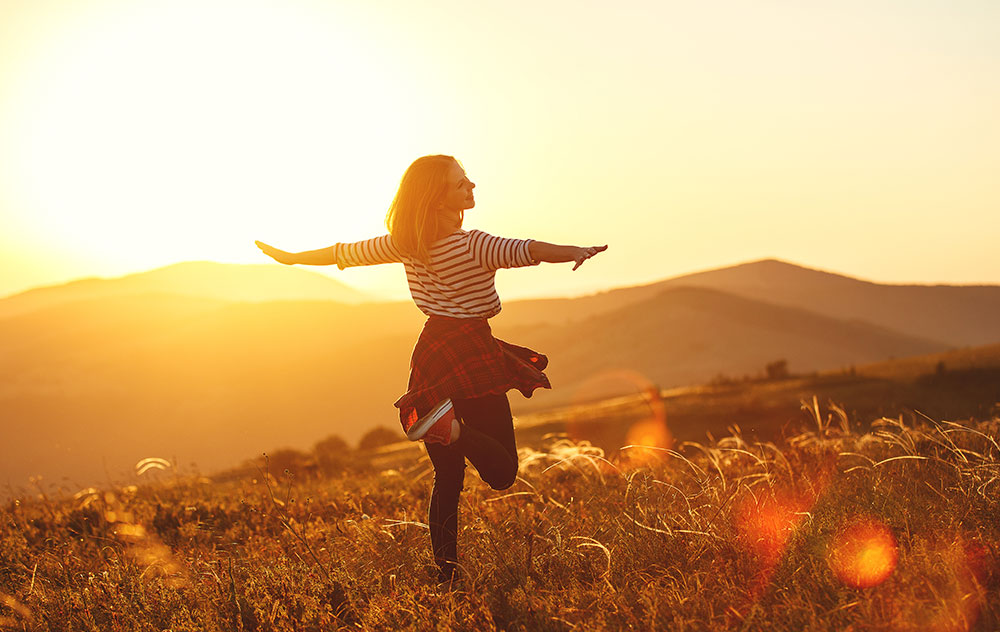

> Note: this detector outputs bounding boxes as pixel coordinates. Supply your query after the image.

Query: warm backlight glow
[2,2,416,273]
[828,518,898,588]
[2,1,999,299]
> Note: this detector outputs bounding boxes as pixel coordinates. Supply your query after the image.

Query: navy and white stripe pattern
[335,229,538,318]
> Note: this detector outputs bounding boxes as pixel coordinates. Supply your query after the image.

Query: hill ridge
[0,261,379,319]
[494,258,1000,347]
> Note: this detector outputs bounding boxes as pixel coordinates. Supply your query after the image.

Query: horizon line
[4,256,1000,304]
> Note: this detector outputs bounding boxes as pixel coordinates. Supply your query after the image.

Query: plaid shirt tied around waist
[394,316,551,434]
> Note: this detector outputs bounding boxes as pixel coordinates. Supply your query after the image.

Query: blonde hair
[385,155,461,263]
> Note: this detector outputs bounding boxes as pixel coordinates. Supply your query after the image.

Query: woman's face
[439,161,476,212]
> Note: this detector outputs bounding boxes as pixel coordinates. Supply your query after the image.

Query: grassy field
[2,397,998,631]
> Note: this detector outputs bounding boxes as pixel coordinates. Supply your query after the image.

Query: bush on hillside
[313,434,352,475]
[358,425,401,451]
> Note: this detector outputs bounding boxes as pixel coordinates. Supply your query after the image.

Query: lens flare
[624,416,673,449]
[566,369,671,457]
[828,518,898,588]
[730,490,813,607]
[734,492,809,564]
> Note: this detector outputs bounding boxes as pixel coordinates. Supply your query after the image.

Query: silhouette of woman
[256,154,607,584]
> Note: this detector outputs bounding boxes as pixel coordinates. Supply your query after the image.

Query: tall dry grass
[1,403,998,631]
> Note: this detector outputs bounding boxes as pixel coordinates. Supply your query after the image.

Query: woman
[256,154,607,584]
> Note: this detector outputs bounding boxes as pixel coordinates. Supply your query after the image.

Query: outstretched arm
[529,241,608,271]
[256,235,404,269]
[255,241,336,266]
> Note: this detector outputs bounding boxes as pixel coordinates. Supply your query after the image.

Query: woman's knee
[484,458,519,491]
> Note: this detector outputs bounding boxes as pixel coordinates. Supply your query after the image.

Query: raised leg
[424,392,519,579]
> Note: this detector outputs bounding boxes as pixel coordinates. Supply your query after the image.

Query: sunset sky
[1,0,997,302]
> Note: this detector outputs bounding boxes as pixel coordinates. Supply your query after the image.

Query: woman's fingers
[572,244,608,270]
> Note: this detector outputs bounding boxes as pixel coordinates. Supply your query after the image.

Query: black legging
[424,392,518,577]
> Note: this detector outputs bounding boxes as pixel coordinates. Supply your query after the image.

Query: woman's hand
[571,245,608,271]
[255,240,297,265]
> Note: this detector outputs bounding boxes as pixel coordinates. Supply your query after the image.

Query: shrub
[358,425,401,451]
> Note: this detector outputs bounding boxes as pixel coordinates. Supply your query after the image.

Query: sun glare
[3,2,417,274]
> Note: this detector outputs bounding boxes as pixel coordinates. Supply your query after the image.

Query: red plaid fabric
[394,316,551,434]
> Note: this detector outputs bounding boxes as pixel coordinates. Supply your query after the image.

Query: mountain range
[492,259,1000,347]
[2,258,997,495]
[0,261,372,320]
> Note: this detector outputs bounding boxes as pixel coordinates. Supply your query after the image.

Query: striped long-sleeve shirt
[335,229,539,318]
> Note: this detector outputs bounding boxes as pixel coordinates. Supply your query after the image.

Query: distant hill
[9,258,997,348]
[0,261,377,319]
[652,259,1000,347]
[0,284,949,493]
[0,294,422,494]
[493,259,1000,347]
[498,286,948,411]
